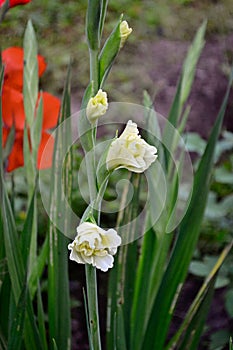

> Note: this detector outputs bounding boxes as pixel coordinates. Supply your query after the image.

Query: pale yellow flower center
[76,241,108,257]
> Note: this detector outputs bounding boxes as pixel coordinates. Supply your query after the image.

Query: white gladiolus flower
[106,120,157,173]
[120,20,132,48]
[68,222,121,272]
[86,89,108,124]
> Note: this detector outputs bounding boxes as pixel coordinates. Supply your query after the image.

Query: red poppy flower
[0,0,31,9]
[2,47,46,91]
[2,89,60,172]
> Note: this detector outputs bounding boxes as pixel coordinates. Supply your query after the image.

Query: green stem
[95,173,110,224]
[85,264,102,350]
[89,49,99,93]
[85,148,97,203]
[84,46,102,350]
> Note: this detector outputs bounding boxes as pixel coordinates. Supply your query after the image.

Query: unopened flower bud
[86,89,108,124]
[120,20,132,48]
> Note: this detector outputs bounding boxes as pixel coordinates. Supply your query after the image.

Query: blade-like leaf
[99,16,122,86]
[31,95,43,167]
[47,65,72,349]
[29,234,48,298]
[115,305,127,350]
[8,280,28,350]
[86,0,101,50]
[177,277,216,350]
[163,22,206,169]
[20,190,36,268]
[141,69,233,350]
[230,337,233,350]
[23,20,38,128]
[168,21,206,128]
[167,241,233,350]
[99,0,109,40]
[0,175,43,350]
[37,282,48,350]
[130,230,153,350]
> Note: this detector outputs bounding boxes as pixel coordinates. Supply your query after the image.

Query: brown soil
[136,34,233,137]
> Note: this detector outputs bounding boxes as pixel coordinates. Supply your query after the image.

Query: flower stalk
[85,6,102,346]
[85,264,102,350]
[90,49,99,94]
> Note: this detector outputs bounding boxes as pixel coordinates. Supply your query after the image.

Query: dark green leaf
[115,305,127,350]
[86,0,101,50]
[20,191,36,267]
[37,282,48,350]
[8,281,28,350]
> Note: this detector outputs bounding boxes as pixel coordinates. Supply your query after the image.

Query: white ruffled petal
[94,254,114,272]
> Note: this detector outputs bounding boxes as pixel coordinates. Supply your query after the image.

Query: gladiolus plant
[0,1,232,350]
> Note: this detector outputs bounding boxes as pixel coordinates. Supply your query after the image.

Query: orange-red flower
[2,47,46,90]
[0,0,31,9]
[1,47,60,172]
